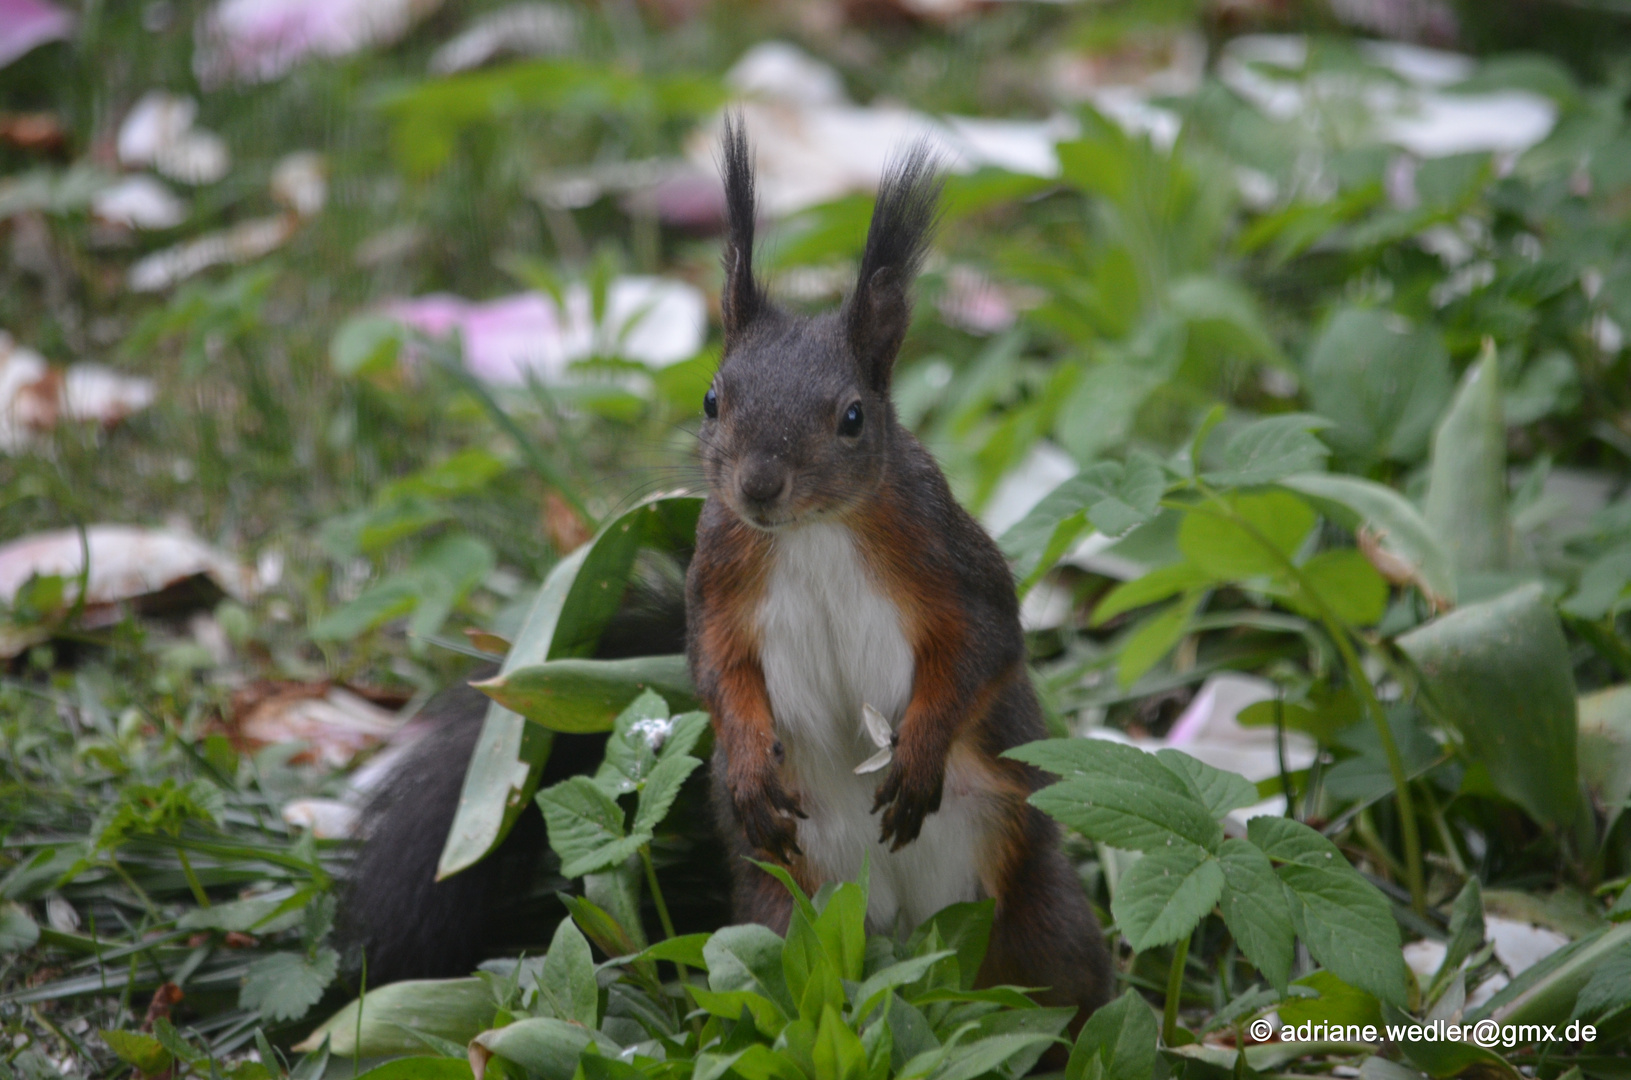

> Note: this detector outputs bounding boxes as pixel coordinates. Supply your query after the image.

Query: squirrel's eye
[838,402,864,438]
[704,387,718,419]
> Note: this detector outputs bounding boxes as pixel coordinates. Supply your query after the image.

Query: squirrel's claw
[872,763,942,850]
[734,773,806,862]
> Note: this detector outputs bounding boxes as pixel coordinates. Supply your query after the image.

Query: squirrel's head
[698,116,941,532]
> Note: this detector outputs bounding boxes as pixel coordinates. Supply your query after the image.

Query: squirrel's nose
[738,459,788,505]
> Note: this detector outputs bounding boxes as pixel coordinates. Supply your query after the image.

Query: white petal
[861,703,892,749]
[854,748,893,776]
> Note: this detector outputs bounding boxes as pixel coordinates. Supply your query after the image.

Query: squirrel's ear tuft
[719,113,764,348]
[846,141,941,394]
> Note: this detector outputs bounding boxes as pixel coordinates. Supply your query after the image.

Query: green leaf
[1117,592,1203,687]
[706,924,795,1014]
[785,903,845,1022]
[535,918,597,1027]
[1179,490,1316,583]
[240,948,339,1023]
[813,880,868,983]
[473,1017,618,1080]
[1202,414,1333,488]
[1065,989,1159,1080]
[933,1035,1064,1080]
[475,656,697,734]
[688,987,789,1037]
[630,752,703,835]
[310,533,495,643]
[909,900,995,991]
[1217,838,1294,992]
[1572,940,1631,1020]
[438,493,701,880]
[536,776,644,879]
[1429,879,1485,1007]
[1030,775,1222,854]
[563,894,643,962]
[1155,750,1260,818]
[1398,583,1579,827]
[1006,736,1194,796]
[852,952,956,1017]
[330,315,406,376]
[1423,348,1512,577]
[1001,454,1165,587]
[0,900,40,952]
[1247,817,1407,1006]
[1282,548,1389,626]
[100,1030,172,1076]
[1091,563,1215,626]
[1303,308,1453,465]
[1278,971,1383,1029]
[1280,472,1456,607]
[813,1005,867,1080]
[1562,545,1631,619]
[1112,845,1225,952]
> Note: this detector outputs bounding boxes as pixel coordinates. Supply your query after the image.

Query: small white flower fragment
[91,174,186,230]
[270,151,326,218]
[45,895,79,933]
[629,715,674,753]
[116,92,230,186]
[854,703,894,776]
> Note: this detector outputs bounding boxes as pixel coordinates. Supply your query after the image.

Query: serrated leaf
[1247,817,1406,1006]
[631,753,702,835]
[1155,750,1260,818]
[1303,308,1452,465]
[241,948,339,1023]
[1202,414,1333,487]
[1030,776,1222,854]
[1216,839,1294,993]
[1006,737,1193,797]
[1001,454,1165,587]
[1112,845,1225,952]
[536,775,644,879]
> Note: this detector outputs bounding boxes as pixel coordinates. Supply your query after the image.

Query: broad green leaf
[814,880,868,982]
[1562,545,1631,619]
[1167,275,1283,365]
[1281,548,1389,626]
[100,1030,171,1076]
[330,314,406,376]
[1237,683,1363,743]
[1217,838,1293,992]
[960,1007,1076,1078]
[1478,922,1631,1027]
[1202,414,1333,488]
[535,918,597,1027]
[909,900,995,991]
[1001,454,1165,587]
[1112,845,1225,951]
[932,1035,1063,1080]
[1030,776,1222,854]
[438,493,701,879]
[473,1017,618,1080]
[631,752,703,835]
[1091,562,1214,625]
[1424,349,1512,577]
[1383,1004,1522,1080]
[706,924,795,1014]
[1178,490,1315,583]
[1117,591,1202,687]
[632,932,711,970]
[1303,308,1453,464]
[297,978,494,1056]
[688,987,789,1037]
[785,904,845,1022]
[1572,940,1631,1020]
[536,776,644,879]
[1398,584,1579,827]
[853,952,956,1018]
[1005,738,1193,797]
[700,1044,805,1080]
[475,656,697,734]
[562,895,644,968]
[240,947,338,1023]
[1065,989,1159,1080]
[1579,683,1631,833]
[813,1005,867,1080]
[1278,971,1383,1028]
[1155,750,1260,817]
[1280,472,1456,606]
[1247,817,1407,1006]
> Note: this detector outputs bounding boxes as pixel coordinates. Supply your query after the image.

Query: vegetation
[4,0,1631,1078]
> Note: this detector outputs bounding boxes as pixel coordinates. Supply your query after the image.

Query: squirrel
[340,119,1111,1039]
[686,117,1111,1027]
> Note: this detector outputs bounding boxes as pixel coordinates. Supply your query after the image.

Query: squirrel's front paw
[732,770,806,863]
[872,761,944,851]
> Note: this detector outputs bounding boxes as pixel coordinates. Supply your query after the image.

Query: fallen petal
[0,0,72,69]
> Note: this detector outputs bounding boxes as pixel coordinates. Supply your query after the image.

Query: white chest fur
[756,522,989,933]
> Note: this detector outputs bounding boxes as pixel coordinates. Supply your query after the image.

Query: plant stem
[1183,490,1427,914]
[1163,933,1191,1045]
[640,845,691,986]
[177,850,210,908]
